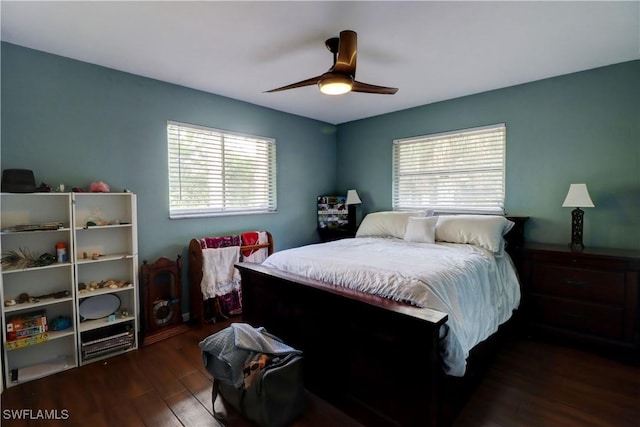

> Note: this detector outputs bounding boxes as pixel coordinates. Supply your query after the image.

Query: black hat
[1,169,36,193]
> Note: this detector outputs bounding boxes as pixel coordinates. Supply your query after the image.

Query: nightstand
[317,227,355,242]
[523,243,640,357]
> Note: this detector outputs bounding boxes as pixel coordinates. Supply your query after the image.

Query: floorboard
[2,320,638,426]
[453,337,640,427]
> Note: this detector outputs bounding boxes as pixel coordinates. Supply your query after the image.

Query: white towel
[200,246,241,299]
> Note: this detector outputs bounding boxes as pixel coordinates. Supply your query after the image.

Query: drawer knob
[565,279,589,287]
[563,312,586,319]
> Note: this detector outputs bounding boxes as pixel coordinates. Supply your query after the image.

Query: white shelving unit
[0,192,139,387]
[73,193,138,365]
[0,193,77,388]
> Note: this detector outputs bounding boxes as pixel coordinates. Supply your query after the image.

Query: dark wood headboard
[504,216,529,277]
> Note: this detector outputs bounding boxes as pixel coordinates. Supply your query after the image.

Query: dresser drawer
[531,295,624,339]
[531,264,625,305]
[528,251,630,270]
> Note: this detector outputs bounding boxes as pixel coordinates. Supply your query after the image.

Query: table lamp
[346,189,362,232]
[562,183,594,250]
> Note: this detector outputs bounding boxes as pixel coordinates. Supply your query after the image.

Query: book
[6,310,48,341]
[6,332,49,350]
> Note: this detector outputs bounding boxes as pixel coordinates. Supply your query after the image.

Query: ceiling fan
[265,30,398,96]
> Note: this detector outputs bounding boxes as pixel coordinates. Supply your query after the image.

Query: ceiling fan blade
[265,30,398,96]
[333,30,357,77]
[352,80,398,95]
[264,75,323,93]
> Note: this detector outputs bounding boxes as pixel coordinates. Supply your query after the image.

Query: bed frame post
[188,238,205,327]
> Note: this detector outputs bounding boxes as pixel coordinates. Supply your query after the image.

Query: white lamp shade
[346,189,362,205]
[562,183,595,208]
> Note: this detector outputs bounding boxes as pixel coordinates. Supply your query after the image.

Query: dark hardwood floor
[2,319,639,426]
[454,337,640,427]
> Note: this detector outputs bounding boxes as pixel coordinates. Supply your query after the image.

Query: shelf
[1,261,72,275]
[79,315,135,333]
[8,355,74,386]
[75,253,135,265]
[3,296,74,313]
[1,227,71,236]
[47,329,76,341]
[5,329,75,351]
[75,223,132,231]
[77,284,134,299]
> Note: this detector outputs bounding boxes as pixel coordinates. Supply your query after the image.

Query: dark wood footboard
[236,263,449,427]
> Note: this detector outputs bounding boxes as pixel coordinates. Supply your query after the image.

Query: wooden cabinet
[0,192,138,387]
[523,243,640,355]
[140,256,189,346]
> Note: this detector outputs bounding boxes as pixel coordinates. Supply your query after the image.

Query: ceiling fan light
[318,75,353,95]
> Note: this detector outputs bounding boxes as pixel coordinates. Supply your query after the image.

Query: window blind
[168,121,277,218]
[392,123,506,214]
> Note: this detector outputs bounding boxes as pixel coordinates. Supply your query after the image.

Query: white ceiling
[1,1,639,125]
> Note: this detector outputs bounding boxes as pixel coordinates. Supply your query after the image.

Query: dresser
[522,243,640,356]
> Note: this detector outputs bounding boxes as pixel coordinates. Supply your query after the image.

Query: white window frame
[168,121,277,219]
[392,123,506,214]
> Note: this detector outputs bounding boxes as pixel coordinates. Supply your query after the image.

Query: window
[168,121,276,218]
[392,123,506,214]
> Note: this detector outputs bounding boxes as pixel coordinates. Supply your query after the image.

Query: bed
[236,213,527,427]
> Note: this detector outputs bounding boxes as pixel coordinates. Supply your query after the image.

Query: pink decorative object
[89,181,110,193]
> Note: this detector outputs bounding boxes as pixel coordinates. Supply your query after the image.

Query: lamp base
[568,242,584,252]
[348,204,357,233]
[568,207,585,250]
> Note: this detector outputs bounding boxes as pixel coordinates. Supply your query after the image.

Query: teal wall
[2,42,638,267]
[337,60,640,250]
[1,43,338,266]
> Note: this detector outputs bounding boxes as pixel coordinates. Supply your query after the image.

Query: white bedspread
[262,237,520,376]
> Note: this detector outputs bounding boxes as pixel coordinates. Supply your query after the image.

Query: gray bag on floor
[200,323,308,427]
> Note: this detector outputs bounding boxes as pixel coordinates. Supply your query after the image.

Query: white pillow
[356,210,426,239]
[435,215,514,253]
[404,216,438,243]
